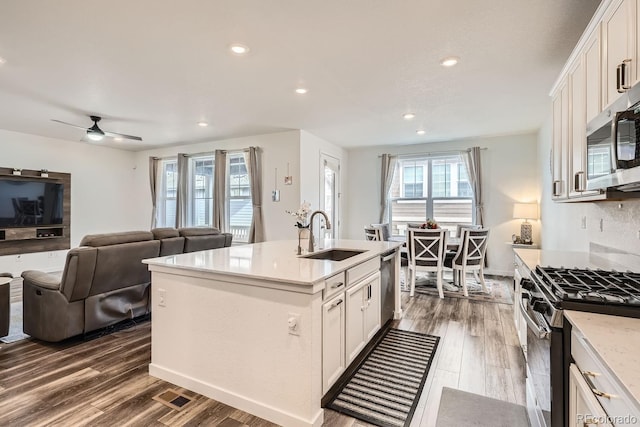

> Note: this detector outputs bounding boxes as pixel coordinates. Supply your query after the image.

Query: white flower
[286,201,312,227]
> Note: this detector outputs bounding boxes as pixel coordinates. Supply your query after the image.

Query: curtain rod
[377,147,487,158]
[150,146,259,160]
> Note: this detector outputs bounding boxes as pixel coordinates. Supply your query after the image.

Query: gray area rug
[1,301,29,343]
[325,328,439,427]
[400,270,513,305]
[436,387,529,427]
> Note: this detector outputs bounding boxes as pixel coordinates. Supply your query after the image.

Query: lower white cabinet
[322,292,345,394]
[346,272,381,365]
[569,363,613,427]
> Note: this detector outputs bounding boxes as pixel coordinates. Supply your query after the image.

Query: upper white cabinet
[552,81,569,200]
[585,28,602,124]
[602,0,635,108]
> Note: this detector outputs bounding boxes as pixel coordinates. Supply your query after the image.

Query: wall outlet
[158,288,167,307]
[48,252,54,258]
[288,312,301,336]
[581,216,587,229]
[599,218,604,232]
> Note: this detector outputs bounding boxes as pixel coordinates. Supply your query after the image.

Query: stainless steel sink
[301,249,365,261]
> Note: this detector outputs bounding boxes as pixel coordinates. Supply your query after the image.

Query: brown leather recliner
[21,231,160,342]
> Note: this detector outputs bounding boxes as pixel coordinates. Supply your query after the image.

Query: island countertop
[143,239,403,286]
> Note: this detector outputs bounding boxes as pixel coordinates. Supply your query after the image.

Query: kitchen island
[143,239,403,427]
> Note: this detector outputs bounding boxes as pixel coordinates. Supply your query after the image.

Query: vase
[297,226,310,254]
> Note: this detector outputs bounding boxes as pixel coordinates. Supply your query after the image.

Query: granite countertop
[564,310,640,408]
[143,239,403,285]
[513,248,634,273]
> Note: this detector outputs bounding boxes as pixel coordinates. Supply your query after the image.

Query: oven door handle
[519,297,551,339]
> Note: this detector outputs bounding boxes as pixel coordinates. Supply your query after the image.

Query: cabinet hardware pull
[622,59,632,90]
[583,370,600,377]
[581,370,615,399]
[574,171,585,192]
[617,64,623,93]
[331,282,344,289]
[328,299,343,311]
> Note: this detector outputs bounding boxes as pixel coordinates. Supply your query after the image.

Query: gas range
[527,266,640,328]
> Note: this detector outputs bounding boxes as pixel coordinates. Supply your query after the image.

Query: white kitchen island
[143,239,403,427]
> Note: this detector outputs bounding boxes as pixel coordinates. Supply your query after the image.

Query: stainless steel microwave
[586,86,640,191]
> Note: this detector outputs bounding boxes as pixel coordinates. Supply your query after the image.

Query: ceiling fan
[51,115,143,142]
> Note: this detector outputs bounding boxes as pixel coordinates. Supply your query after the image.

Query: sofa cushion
[80,231,154,247]
[178,227,221,237]
[151,228,180,239]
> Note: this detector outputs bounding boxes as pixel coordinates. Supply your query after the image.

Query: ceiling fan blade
[103,130,143,141]
[51,119,88,131]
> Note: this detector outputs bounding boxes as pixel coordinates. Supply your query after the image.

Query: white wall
[539,111,640,256]
[299,131,348,238]
[131,131,302,242]
[346,133,540,276]
[0,129,138,275]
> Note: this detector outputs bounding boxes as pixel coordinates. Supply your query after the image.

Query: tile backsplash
[587,199,640,270]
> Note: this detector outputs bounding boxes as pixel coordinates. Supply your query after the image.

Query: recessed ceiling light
[114,137,123,142]
[197,121,209,127]
[230,44,250,55]
[0,57,6,66]
[295,88,308,94]
[403,113,416,120]
[440,57,459,67]
[416,130,426,135]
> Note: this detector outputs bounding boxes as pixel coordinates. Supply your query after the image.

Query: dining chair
[444,228,490,296]
[364,226,382,241]
[370,223,390,241]
[407,228,448,298]
[455,223,481,238]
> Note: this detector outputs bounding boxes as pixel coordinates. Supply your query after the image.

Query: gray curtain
[379,154,397,223]
[149,157,159,228]
[464,146,486,266]
[246,147,265,243]
[175,153,189,228]
[464,147,484,227]
[213,150,227,232]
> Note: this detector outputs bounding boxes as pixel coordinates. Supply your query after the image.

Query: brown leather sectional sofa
[21,227,232,342]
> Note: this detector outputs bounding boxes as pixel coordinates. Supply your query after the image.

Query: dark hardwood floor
[0,276,525,427]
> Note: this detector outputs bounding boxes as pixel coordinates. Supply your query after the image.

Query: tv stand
[0,167,70,256]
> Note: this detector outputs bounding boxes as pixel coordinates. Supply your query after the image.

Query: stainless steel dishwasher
[379,249,397,324]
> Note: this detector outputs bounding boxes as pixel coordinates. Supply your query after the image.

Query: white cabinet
[585,28,602,124]
[346,272,381,365]
[552,81,569,200]
[602,0,635,108]
[569,364,613,427]
[322,292,345,394]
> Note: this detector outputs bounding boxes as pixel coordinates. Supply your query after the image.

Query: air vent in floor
[153,389,192,411]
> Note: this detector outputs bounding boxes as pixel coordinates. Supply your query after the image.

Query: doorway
[320,153,340,239]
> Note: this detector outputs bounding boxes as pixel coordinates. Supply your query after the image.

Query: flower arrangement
[286,201,312,228]
[419,218,439,229]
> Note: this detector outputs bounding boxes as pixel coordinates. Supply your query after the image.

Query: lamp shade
[513,203,538,220]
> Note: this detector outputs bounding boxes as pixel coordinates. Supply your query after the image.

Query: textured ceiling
[0,0,601,151]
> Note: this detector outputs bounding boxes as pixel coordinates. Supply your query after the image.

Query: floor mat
[436,387,528,426]
[324,328,439,427]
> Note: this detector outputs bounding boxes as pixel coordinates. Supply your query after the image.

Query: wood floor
[324,276,527,427]
[0,276,525,427]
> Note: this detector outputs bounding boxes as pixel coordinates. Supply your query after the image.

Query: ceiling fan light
[87,130,104,141]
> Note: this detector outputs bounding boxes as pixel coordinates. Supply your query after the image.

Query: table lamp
[513,203,538,243]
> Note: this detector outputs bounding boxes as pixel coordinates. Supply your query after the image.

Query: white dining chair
[444,228,490,296]
[407,228,448,298]
[364,226,382,241]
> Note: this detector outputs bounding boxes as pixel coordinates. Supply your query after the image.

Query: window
[190,155,214,227]
[157,159,177,227]
[389,154,474,237]
[402,163,425,197]
[154,152,253,241]
[227,153,252,243]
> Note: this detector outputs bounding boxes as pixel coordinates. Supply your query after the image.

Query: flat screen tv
[0,178,64,227]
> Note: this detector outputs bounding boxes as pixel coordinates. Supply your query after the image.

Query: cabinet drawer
[571,331,640,422]
[346,257,380,287]
[324,272,346,301]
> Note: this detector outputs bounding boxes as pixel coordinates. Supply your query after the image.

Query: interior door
[320,153,340,239]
